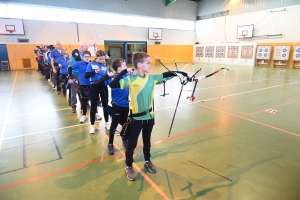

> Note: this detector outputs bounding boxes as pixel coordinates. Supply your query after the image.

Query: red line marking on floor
[0,154,120,191]
[196,103,300,137]
[1,98,299,192]
[99,129,170,200]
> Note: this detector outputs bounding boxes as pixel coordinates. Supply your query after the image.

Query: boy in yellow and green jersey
[109,52,188,181]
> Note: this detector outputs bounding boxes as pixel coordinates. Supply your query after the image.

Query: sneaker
[105,122,110,130]
[79,115,87,123]
[90,125,95,134]
[57,92,60,95]
[125,166,136,181]
[52,86,56,91]
[122,140,128,148]
[144,160,157,173]
[72,106,76,113]
[95,113,102,120]
[108,144,114,155]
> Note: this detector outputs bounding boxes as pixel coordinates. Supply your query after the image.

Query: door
[109,47,122,61]
[0,44,9,70]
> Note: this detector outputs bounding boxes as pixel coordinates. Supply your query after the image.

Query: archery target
[241,46,254,59]
[256,46,271,59]
[196,46,204,57]
[205,46,214,58]
[273,46,291,60]
[216,46,225,58]
[293,46,300,60]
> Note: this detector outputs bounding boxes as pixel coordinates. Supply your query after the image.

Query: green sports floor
[0,63,300,200]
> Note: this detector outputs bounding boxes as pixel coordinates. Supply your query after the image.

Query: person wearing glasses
[69,42,89,113]
[68,51,91,123]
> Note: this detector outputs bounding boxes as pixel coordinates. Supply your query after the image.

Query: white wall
[0,20,196,45]
[196,4,300,44]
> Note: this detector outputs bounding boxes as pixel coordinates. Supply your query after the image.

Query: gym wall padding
[6,44,104,70]
[148,45,193,64]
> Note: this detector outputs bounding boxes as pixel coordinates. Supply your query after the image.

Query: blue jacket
[71,61,90,85]
[56,57,70,75]
[111,73,130,107]
[86,62,108,82]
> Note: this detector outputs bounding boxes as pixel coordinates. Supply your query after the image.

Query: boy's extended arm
[109,69,128,88]
[163,71,188,78]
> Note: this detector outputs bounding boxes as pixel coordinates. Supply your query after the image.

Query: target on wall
[196,46,204,57]
[256,46,271,59]
[273,46,291,60]
[293,46,300,61]
[241,46,254,59]
[216,46,225,58]
[205,46,214,58]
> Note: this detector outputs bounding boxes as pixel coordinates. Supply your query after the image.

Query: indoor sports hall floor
[0,63,300,200]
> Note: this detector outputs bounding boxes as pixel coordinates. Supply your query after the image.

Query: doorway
[104,41,147,65]
[0,44,9,70]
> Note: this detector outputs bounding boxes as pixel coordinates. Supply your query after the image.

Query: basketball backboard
[0,18,25,35]
[149,28,162,40]
[237,24,254,39]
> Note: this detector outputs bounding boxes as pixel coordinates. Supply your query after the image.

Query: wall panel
[6,44,104,70]
[148,45,193,64]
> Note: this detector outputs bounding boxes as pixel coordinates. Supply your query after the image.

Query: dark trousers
[125,118,154,167]
[108,104,129,144]
[59,74,68,96]
[79,85,90,116]
[90,84,109,125]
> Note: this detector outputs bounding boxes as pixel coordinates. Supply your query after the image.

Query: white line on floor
[0,71,18,152]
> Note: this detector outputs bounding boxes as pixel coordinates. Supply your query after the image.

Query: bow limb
[204,68,229,78]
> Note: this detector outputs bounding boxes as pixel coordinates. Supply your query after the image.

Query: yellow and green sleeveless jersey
[120,73,163,120]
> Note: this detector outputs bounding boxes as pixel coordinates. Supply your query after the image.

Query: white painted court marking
[4,108,71,119]
[0,71,18,152]
[155,78,270,97]
[199,82,300,102]
[3,123,87,140]
[3,80,299,141]
[154,81,300,110]
[195,78,272,91]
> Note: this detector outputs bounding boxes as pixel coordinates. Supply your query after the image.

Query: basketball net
[7,30,14,33]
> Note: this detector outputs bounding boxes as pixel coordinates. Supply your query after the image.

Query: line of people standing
[44,42,184,181]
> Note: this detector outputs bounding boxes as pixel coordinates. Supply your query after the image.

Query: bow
[187,68,229,102]
[157,59,201,137]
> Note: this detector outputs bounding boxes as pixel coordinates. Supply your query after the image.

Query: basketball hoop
[240,30,248,39]
[5,25,15,34]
